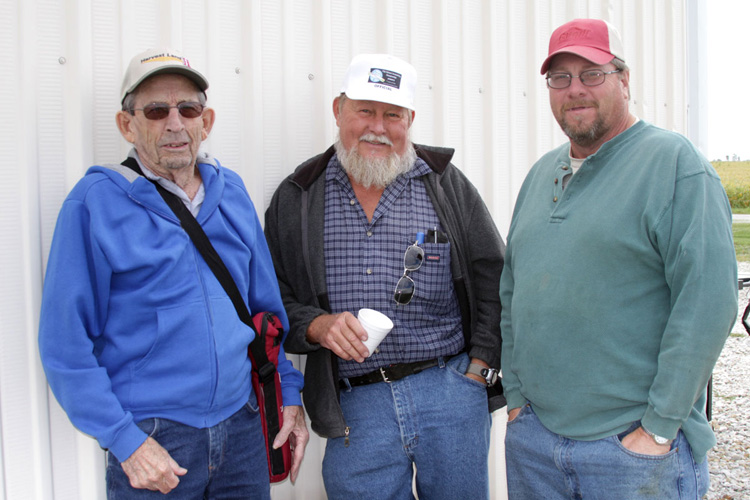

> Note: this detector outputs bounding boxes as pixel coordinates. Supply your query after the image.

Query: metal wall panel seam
[461,0,486,187]
[686,0,707,154]
[317,0,336,158]
[242,0,268,211]
[409,0,435,146]
[485,0,511,230]
[2,0,38,497]
[260,0,284,212]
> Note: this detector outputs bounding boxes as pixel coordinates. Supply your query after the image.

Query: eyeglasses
[546,69,621,89]
[393,240,424,305]
[128,102,205,120]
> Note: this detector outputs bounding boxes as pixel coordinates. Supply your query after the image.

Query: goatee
[334,134,416,189]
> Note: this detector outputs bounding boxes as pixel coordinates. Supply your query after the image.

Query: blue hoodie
[39,152,303,461]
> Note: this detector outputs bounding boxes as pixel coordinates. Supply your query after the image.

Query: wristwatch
[466,363,499,387]
[642,426,671,445]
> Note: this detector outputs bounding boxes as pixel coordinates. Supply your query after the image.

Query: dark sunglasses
[393,240,424,305]
[129,102,205,120]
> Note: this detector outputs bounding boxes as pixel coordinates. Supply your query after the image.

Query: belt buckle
[379,367,391,383]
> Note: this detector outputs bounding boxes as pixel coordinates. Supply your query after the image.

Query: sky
[707,1,750,161]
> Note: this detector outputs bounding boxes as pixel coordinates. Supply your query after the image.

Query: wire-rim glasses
[393,241,424,305]
[546,69,621,89]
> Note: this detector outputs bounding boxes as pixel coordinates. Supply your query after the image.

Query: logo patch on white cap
[368,68,402,91]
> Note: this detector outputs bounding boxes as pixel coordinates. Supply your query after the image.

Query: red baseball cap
[540,19,625,74]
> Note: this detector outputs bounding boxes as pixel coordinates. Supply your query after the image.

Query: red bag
[248,312,292,483]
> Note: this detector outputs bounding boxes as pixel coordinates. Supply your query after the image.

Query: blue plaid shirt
[324,154,464,378]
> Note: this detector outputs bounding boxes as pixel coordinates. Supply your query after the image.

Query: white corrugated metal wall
[1,0,705,498]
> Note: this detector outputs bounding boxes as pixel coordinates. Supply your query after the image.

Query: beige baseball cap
[340,54,417,111]
[120,48,209,103]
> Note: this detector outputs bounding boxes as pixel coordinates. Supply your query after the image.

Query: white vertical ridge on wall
[460,0,485,187]
[206,0,244,177]
[287,0,318,170]
[0,1,16,494]
[637,3,657,123]
[259,0,285,219]
[314,0,336,156]
[508,1,532,228]
[668,3,687,133]
[355,0,379,52]
[440,0,464,164]
[5,0,65,498]
[241,0,267,208]
[62,0,94,221]
[686,0,707,155]
[392,0,410,62]
[654,3,668,127]
[35,1,74,498]
[411,0,436,145]
[487,1,509,233]
[329,1,350,98]
[4,2,694,499]
[381,0,396,54]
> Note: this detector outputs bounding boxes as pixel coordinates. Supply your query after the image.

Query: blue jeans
[106,400,270,499]
[323,353,491,500]
[505,404,710,500]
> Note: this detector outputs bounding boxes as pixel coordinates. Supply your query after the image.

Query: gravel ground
[705,261,750,500]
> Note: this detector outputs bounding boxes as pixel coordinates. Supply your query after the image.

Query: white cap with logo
[120,48,209,103]
[340,54,417,111]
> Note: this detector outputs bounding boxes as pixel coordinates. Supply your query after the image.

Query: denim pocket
[244,395,260,413]
[612,433,678,460]
[449,366,490,389]
[505,403,531,427]
[135,417,160,438]
[445,353,488,390]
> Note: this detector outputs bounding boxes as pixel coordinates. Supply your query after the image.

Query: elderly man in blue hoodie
[39,48,308,498]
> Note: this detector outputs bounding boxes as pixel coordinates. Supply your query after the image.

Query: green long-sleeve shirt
[500,120,738,462]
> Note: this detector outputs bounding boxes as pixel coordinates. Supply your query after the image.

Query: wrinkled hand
[272,405,310,483]
[121,437,187,493]
[621,427,672,455]
[307,312,369,362]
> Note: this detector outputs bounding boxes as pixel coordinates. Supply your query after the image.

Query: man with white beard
[265,54,506,499]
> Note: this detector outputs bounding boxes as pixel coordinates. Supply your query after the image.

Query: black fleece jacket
[264,143,505,438]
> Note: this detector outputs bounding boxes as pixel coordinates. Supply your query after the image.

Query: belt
[340,355,456,388]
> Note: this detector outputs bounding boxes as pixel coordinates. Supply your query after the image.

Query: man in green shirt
[500,18,737,500]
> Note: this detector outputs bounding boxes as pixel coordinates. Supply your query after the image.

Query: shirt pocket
[412,242,455,309]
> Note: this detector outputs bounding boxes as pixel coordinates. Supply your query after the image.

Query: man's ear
[200,107,216,140]
[115,110,136,143]
[332,96,342,127]
[620,70,631,101]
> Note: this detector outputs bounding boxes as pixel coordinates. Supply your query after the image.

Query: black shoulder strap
[120,158,269,366]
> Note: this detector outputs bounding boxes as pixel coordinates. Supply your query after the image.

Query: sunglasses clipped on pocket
[393,232,426,305]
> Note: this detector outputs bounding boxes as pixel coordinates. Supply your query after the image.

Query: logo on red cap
[559,28,592,43]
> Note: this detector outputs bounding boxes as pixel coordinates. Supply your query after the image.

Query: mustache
[358,133,393,146]
[563,100,599,111]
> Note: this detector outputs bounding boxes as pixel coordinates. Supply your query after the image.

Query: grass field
[734,224,750,262]
[713,161,750,261]
[714,160,750,211]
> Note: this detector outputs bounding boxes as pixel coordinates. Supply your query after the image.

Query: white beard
[334,134,417,189]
